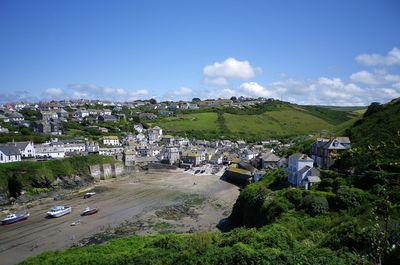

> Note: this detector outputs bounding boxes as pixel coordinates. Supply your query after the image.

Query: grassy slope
[154,103,362,140]
[154,112,219,132]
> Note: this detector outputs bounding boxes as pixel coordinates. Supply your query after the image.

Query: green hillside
[151,102,364,141]
[340,98,400,172]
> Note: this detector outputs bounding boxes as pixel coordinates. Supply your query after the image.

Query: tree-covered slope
[342,98,400,172]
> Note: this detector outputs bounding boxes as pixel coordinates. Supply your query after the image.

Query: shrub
[334,186,363,210]
[301,195,329,216]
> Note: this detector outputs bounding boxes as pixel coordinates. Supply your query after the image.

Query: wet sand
[0,171,239,265]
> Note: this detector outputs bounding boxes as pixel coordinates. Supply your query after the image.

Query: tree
[230,96,237,102]
[149,98,157,104]
[364,102,383,117]
[192,98,201,102]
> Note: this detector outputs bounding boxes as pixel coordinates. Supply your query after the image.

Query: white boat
[47,205,72,218]
[2,212,30,225]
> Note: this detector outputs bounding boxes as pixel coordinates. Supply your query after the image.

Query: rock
[0,193,9,205]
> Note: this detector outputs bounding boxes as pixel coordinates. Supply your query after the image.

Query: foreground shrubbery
[21,227,361,265]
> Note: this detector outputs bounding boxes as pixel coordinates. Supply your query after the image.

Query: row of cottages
[287,153,320,190]
[0,141,35,163]
[311,137,351,169]
[103,136,121,146]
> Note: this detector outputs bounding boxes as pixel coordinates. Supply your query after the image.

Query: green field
[154,112,219,132]
[153,103,364,141]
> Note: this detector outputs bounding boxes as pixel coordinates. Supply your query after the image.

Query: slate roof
[0,144,20,156]
[260,152,280,162]
[298,165,312,175]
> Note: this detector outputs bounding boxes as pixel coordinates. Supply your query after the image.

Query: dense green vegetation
[340,98,400,172]
[153,101,364,141]
[0,155,116,197]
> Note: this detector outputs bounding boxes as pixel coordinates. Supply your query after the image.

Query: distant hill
[151,100,365,141]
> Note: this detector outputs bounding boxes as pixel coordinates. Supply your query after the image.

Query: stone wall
[89,164,102,180]
[89,163,125,180]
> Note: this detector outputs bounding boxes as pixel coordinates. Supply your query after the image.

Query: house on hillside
[8,112,24,122]
[180,150,202,167]
[148,126,163,143]
[287,153,320,189]
[103,136,121,146]
[311,137,351,169]
[0,144,21,163]
[98,114,117,123]
[257,152,281,169]
[240,149,257,162]
[35,145,65,159]
[14,141,35,158]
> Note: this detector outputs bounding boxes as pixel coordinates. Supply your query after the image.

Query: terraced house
[311,137,351,169]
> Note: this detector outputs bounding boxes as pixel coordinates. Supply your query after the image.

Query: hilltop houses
[287,153,320,189]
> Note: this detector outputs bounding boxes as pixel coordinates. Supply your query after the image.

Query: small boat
[81,207,98,216]
[1,212,30,225]
[71,220,81,226]
[47,205,72,218]
[83,192,96,199]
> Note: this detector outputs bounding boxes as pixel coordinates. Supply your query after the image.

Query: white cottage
[287,153,320,189]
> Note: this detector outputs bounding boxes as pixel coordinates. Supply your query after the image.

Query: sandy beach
[0,171,239,265]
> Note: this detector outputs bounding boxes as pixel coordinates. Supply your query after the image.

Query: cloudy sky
[0,0,399,105]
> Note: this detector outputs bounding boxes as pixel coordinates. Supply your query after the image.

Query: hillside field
[151,103,365,141]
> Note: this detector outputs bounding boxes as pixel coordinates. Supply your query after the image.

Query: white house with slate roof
[0,144,21,163]
[14,141,35,158]
[287,153,320,189]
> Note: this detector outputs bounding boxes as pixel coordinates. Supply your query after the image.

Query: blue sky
[0,0,399,105]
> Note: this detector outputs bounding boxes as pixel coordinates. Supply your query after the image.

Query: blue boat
[1,212,30,225]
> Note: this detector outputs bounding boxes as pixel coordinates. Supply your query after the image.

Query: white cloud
[129,89,148,98]
[165,87,193,100]
[171,87,192,96]
[204,77,229,87]
[44,87,64,99]
[240,82,273,98]
[203,57,260,80]
[355,47,400,66]
[350,70,380,85]
[0,91,36,103]
[350,69,400,86]
[68,84,148,101]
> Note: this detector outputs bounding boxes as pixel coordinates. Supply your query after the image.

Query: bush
[283,189,303,208]
[334,186,363,210]
[301,195,329,216]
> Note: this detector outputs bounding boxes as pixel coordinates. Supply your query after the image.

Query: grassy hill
[151,101,364,141]
[339,98,400,172]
